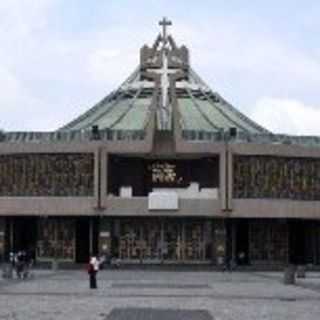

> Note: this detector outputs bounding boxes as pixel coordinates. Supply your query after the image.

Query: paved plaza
[1,269,320,319]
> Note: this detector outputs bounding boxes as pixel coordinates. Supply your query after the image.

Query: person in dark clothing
[15,251,24,279]
[88,256,99,289]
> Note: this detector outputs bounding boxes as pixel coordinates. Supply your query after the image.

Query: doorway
[76,218,99,263]
[9,217,37,260]
[114,218,211,263]
[235,220,249,265]
[289,220,306,264]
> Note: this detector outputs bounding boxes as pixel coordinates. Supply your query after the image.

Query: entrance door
[76,218,99,263]
[235,220,249,265]
[12,217,37,260]
[289,220,306,264]
[115,218,212,263]
[76,218,90,263]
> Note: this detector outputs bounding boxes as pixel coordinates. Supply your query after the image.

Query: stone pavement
[1,269,320,320]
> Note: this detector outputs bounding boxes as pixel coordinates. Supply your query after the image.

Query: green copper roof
[179,98,216,131]
[60,24,268,136]
[178,94,265,134]
[61,81,153,133]
[112,98,151,130]
[3,20,320,146]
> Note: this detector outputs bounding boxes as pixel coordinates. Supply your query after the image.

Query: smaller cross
[159,17,172,41]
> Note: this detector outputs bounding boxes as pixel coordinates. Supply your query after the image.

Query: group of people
[5,248,109,288]
[9,250,33,279]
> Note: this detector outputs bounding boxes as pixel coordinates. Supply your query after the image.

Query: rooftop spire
[159,17,172,44]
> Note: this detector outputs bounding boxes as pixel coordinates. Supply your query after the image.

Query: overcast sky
[1,0,320,135]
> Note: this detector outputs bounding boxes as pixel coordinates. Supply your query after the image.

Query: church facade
[1,19,320,267]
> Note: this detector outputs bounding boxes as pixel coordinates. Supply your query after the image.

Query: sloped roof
[60,20,269,137]
[60,68,151,133]
[9,19,320,146]
[60,67,268,135]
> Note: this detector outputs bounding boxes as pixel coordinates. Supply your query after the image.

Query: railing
[182,130,320,147]
[1,129,146,143]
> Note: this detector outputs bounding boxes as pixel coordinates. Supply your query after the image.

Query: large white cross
[154,17,177,107]
[153,50,177,108]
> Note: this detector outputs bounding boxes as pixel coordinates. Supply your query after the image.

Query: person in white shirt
[88,255,99,289]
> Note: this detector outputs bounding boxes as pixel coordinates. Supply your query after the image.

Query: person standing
[88,255,99,289]
[15,251,24,279]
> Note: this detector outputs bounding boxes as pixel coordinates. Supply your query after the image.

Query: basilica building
[1,19,320,267]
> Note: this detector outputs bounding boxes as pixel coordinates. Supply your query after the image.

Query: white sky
[1,0,320,135]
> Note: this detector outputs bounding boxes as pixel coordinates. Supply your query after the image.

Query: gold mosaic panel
[0,153,94,196]
[233,156,320,200]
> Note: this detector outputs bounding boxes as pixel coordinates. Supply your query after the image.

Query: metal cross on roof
[159,17,172,42]
[153,48,176,109]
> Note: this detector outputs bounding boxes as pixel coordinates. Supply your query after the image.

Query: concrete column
[227,149,233,211]
[100,149,109,199]
[219,148,227,211]
[213,219,227,266]
[94,148,100,208]
[100,150,108,208]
